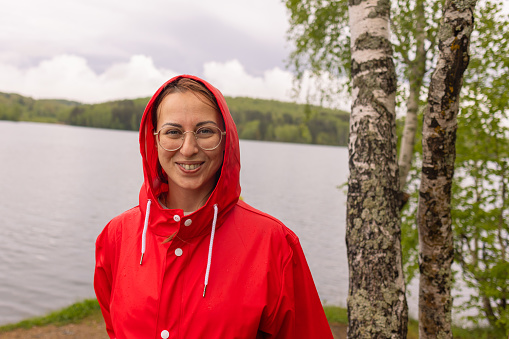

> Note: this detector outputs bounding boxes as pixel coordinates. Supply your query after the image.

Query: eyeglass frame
[153,125,226,152]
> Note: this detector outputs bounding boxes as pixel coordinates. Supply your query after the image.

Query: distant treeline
[0,92,350,146]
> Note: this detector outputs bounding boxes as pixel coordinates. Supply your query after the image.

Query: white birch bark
[346,0,408,337]
[397,0,427,193]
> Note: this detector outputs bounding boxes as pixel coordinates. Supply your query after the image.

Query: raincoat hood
[138,75,241,241]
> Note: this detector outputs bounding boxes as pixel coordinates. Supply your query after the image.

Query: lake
[0,121,357,325]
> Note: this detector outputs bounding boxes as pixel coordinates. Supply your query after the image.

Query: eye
[161,127,183,138]
[196,127,217,136]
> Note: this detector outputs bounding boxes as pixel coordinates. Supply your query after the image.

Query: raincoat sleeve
[94,221,118,339]
[262,233,334,339]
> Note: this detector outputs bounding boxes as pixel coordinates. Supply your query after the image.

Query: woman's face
[155,91,225,203]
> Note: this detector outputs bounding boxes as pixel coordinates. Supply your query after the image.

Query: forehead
[157,91,223,127]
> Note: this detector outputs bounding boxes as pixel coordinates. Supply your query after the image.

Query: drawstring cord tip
[203,285,207,298]
[140,199,151,266]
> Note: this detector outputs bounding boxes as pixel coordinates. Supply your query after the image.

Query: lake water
[7,121,478,327]
[0,121,357,325]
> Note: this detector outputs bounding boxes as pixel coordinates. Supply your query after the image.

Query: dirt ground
[0,314,347,339]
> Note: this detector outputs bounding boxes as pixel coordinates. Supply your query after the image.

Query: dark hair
[152,77,222,184]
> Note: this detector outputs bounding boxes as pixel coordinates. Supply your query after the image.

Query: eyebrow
[196,120,219,127]
[161,121,219,129]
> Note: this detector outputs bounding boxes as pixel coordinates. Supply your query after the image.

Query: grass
[0,298,101,332]
[0,299,501,338]
[323,305,348,324]
[323,305,500,339]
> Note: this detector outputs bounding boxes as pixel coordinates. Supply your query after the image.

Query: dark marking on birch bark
[417,2,476,336]
[351,58,397,109]
[348,0,408,335]
[355,33,392,51]
[368,0,391,18]
[349,0,363,7]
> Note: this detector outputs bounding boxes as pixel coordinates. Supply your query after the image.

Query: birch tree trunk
[346,0,408,337]
[417,0,477,337]
[397,0,427,192]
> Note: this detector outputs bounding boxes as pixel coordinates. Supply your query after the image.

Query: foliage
[398,112,424,283]
[399,0,509,334]
[390,0,443,106]
[284,0,351,103]
[451,1,509,334]
[0,93,350,146]
[0,92,78,122]
[227,97,349,145]
[284,0,443,107]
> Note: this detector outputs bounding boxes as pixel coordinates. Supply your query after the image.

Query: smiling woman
[152,80,226,212]
[94,75,334,339]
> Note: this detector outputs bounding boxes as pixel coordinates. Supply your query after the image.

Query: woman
[94,75,333,339]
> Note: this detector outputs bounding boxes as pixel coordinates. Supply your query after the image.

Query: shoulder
[107,206,141,228]
[229,200,300,246]
[97,206,142,245]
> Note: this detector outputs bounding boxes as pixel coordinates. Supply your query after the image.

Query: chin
[172,178,214,192]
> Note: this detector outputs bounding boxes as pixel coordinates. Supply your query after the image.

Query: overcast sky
[0,0,312,105]
[1,1,507,106]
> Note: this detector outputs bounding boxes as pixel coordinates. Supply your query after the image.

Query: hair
[152,77,222,185]
[151,77,220,130]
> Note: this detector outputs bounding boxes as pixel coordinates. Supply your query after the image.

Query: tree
[284,0,442,195]
[452,1,509,334]
[345,0,408,336]
[397,1,508,333]
[417,0,477,336]
[392,0,442,191]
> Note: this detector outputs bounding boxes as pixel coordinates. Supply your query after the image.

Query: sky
[0,0,318,105]
[1,1,507,107]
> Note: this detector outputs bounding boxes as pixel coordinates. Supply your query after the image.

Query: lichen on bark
[417,0,477,337]
[347,0,408,337]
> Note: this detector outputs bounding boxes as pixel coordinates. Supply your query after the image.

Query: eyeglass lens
[157,126,223,151]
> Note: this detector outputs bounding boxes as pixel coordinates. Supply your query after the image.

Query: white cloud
[0,54,177,103]
[203,60,294,101]
[0,54,350,110]
[0,55,299,104]
[203,59,351,111]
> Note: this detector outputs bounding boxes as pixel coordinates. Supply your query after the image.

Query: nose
[179,132,199,157]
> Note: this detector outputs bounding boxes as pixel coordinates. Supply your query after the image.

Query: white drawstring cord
[140,199,152,265]
[203,204,218,297]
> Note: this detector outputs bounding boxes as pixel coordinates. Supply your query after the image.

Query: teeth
[180,163,200,170]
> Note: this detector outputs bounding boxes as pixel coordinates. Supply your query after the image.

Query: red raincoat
[94,75,334,339]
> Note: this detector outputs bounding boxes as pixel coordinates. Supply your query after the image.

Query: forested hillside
[0,92,350,146]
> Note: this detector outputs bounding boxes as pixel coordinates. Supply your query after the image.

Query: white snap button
[184,219,192,226]
[161,329,169,338]
[173,215,180,222]
[175,248,183,256]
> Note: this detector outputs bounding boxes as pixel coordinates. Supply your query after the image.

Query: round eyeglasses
[154,125,226,151]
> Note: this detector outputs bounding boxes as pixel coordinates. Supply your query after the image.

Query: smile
[178,163,202,171]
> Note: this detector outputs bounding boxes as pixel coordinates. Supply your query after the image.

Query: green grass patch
[322,305,498,339]
[323,305,348,324]
[0,298,101,332]
[0,299,500,338]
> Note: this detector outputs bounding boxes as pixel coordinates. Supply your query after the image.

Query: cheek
[157,148,175,167]
[213,146,225,168]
